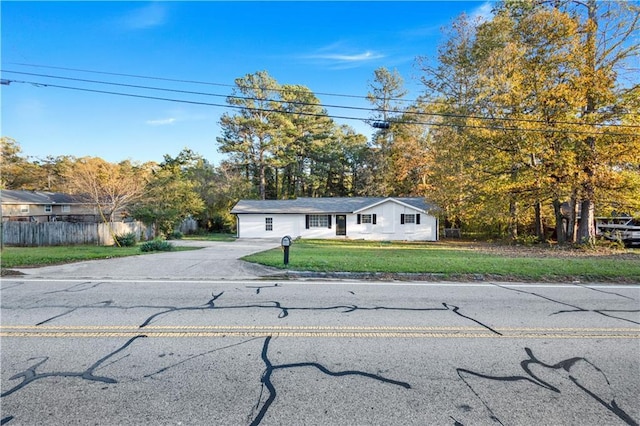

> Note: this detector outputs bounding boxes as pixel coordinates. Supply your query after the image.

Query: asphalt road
[1,278,639,425]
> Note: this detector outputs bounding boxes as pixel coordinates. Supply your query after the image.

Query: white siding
[349,201,437,241]
[237,214,301,239]
[236,200,437,241]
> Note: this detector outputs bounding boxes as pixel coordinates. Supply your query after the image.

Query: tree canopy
[217,70,374,200]
[3,0,637,243]
[417,0,639,242]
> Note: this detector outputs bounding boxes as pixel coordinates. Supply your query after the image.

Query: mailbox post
[281,235,292,266]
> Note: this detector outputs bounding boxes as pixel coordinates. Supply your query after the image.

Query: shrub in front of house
[167,231,184,240]
[114,232,137,247]
[140,239,174,252]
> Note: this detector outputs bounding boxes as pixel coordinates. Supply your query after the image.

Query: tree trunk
[274,167,279,199]
[552,199,566,245]
[576,0,598,244]
[577,198,596,245]
[258,152,266,200]
[567,193,579,243]
[508,200,518,241]
[508,164,519,242]
[534,200,544,242]
[296,158,305,197]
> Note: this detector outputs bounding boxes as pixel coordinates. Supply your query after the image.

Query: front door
[336,215,347,236]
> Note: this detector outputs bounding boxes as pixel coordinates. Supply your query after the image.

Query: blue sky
[2,1,492,165]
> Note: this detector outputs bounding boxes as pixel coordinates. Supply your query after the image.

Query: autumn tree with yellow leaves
[417,0,639,243]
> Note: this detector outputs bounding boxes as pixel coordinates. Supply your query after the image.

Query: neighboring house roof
[1,190,83,205]
[231,197,434,214]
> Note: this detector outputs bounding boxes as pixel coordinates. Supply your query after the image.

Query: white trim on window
[309,214,329,227]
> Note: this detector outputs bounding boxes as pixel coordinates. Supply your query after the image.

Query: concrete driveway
[12,239,282,280]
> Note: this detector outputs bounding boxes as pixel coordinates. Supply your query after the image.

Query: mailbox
[281,236,292,265]
[281,236,292,247]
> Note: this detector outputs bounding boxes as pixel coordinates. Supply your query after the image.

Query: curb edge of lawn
[265,270,639,284]
[2,268,637,284]
[1,269,26,276]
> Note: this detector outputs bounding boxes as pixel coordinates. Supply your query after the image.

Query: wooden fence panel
[1,221,153,247]
[178,217,198,234]
[98,222,155,245]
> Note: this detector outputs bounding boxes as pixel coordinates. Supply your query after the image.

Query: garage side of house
[231,197,438,241]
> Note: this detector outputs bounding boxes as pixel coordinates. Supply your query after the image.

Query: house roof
[1,190,82,205]
[231,197,434,214]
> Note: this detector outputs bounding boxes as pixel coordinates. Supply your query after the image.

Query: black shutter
[373,214,377,225]
[416,214,421,225]
[357,214,361,224]
[305,215,310,229]
[328,215,332,229]
[400,214,405,225]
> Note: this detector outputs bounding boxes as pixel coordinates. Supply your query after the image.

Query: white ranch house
[231,197,438,241]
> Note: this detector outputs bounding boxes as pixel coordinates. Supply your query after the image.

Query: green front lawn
[1,245,198,269]
[3,239,638,283]
[242,239,640,282]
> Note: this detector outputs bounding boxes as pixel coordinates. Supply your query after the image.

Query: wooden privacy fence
[1,221,154,247]
[178,217,198,234]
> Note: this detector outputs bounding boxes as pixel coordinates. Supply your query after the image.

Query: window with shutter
[308,214,329,227]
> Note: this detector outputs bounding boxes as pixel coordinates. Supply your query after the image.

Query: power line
[3,69,428,119]
[7,62,638,119]
[5,77,638,138]
[1,69,373,114]
[7,61,393,102]
[4,69,639,130]
[5,78,362,120]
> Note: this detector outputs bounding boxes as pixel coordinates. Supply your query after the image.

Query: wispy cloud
[471,2,494,22]
[401,24,442,39]
[118,3,168,30]
[307,51,384,62]
[302,43,385,69]
[145,110,209,126]
[146,117,176,126]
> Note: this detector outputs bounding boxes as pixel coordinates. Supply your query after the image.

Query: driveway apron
[13,239,281,280]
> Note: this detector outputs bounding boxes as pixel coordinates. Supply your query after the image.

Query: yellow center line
[0,332,637,339]
[2,325,638,332]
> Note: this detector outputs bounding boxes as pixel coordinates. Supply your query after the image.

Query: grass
[242,239,640,282]
[1,244,198,269]
[3,238,638,283]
